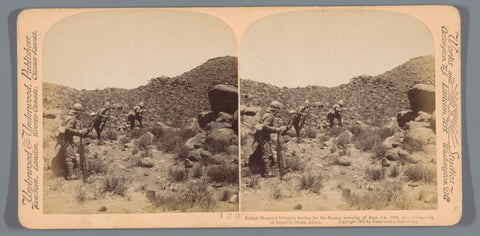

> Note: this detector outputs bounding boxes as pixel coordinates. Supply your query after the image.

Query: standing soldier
[253,101,286,178]
[87,101,111,142]
[284,99,310,137]
[127,101,145,129]
[56,103,88,181]
[327,100,344,128]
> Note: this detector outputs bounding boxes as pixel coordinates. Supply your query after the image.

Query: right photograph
[239,9,437,211]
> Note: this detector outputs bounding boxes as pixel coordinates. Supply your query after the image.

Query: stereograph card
[16,6,462,228]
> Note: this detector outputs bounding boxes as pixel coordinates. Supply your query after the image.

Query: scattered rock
[205,128,238,153]
[204,121,232,131]
[216,112,233,123]
[184,159,194,168]
[228,194,239,204]
[208,84,238,114]
[382,136,401,149]
[415,111,433,123]
[385,149,399,161]
[198,111,216,129]
[405,121,430,130]
[43,113,57,119]
[138,158,155,168]
[184,137,202,150]
[242,106,261,116]
[333,156,351,166]
[187,148,213,162]
[407,84,435,114]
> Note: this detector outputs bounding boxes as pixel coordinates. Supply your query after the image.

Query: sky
[44,9,237,90]
[239,9,435,87]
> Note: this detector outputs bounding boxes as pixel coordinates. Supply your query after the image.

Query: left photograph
[42,9,239,213]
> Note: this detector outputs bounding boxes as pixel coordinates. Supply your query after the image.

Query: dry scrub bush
[303,127,318,139]
[390,164,400,178]
[102,175,128,196]
[88,158,109,175]
[341,181,408,210]
[207,164,238,185]
[365,167,384,181]
[127,128,148,140]
[168,167,187,182]
[246,175,260,189]
[75,183,88,203]
[285,156,305,172]
[335,131,351,148]
[220,189,231,201]
[271,185,283,200]
[404,165,436,183]
[148,182,215,212]
[299,174,323,193]
[153,123,198,159]
[104,128,118,141]
[327,126,347,138]
[192,165,203,178]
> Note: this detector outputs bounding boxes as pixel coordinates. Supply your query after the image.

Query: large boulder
[216,112,233,123]
[397,110,416,128]
[242,106,261,117]
[205,128,238,153]
[186,148,213,163]
[404,127,436,152]
[407,84,435,114]
[198,111,216,129]
[208,84,238,114]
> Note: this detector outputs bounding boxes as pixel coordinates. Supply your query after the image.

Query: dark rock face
[208,85,238,115]
[198,111,216,129]
[407,84,435,114]
[397,110,416,129]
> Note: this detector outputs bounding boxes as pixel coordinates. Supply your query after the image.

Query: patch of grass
[168,167,187,182]
[184,182,215,210]
[327,126,347,138]
[299,174,323,193]
[335,131,351,148]
[404,165,436,183]
[341,181,407,210]
[372,143,387,159]
[127,128,148,140]
[365,167,384,181]
[75,183,88,203]
[137,133,152,150]
[207,164,238,185]
[147,182,216,212]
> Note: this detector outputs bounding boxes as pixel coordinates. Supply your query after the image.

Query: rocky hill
[240,55,434,125]
[43,56,238,123]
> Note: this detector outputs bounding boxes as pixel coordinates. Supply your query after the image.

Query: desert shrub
[390,164,400,178]
[102,175,128,196]
[127,128,148,140]
[338,146,348,156]
[335,132,351,148]
[294,204,302,210]
[148,182,215,212]
[168,167,187,182]
[184,182,215,210]
[131,147,139,155]
[192,165,203,178]
[341,181,406,210]
[271,185,283,200]
[371,143,387,159]
[379,126,395,140]
[327,126,347,138]
[330,145,337,154]
[207,164,238,185]
[88,158,108,175]
[153,125,198,157]
[303,127,317,139]
[365,167,384,181]
[246,176,260,189]
[137,134,152,150]
[104,128,118,141]
[75,183,88,203]
[299,174,323,193]
[404,165,436,183]
[220,189,231,201]
[285,156,305,172]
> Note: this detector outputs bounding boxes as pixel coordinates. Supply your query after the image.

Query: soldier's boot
[65,161,77,181]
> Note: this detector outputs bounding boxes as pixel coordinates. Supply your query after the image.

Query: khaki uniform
[57,112,84,180]
[127,105,144,129]
[254,112,279,177]
[328,103,343,128]
[87,106,110,140]
[285,104,309,137]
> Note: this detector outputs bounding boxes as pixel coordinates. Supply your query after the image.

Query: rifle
[276,132,285,180]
